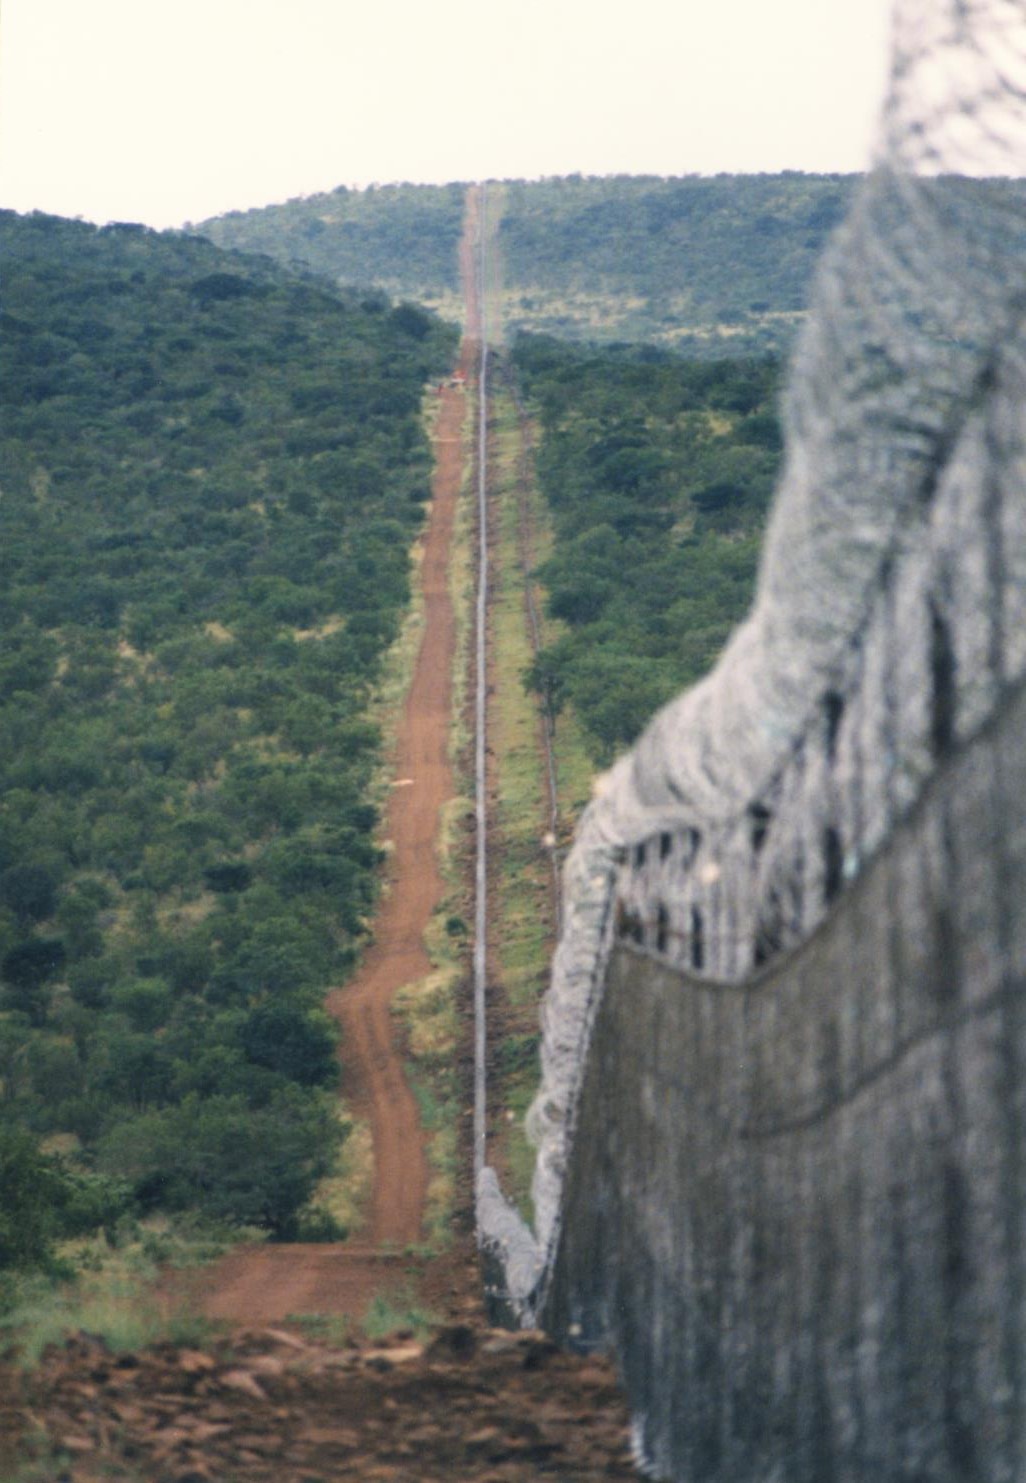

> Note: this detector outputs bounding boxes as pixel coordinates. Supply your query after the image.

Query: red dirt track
[187,191,483,1326]
[329,320,466,1251]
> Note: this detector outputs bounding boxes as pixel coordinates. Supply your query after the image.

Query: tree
[99,1090,343,1238]
[203,861,253,893]
[0,864,58,924]
[0,1124,65,1272]
[2,937,66,1024]
[0,1016,33,1105]
[239,1001,339,1088]
[90,1026,174,1111]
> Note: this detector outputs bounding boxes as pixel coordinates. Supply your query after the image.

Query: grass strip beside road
[389,364,476,1252]
[486,370,593,1219]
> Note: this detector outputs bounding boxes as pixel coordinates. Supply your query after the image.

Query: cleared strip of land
[476,190,594,1217]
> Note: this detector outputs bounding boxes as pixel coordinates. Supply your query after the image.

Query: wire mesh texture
[477,0,1026,1319]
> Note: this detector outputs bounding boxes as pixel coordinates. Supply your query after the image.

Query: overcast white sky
[0,0,894,229]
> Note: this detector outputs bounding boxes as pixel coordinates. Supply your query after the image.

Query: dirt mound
[2,1324,638,1481]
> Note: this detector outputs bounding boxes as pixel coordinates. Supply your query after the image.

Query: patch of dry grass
[482,368,595,1219]
[313,1114,373,1239]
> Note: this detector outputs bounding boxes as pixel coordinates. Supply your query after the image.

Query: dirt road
[328,328,468,1250]
[188,192,483,1325]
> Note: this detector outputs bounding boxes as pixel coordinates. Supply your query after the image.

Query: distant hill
[199,174,862,354]
[496,173,857,354]
[196,182,468,321]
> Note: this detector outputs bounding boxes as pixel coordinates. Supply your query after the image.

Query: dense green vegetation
[514,335,783,761]
[198,183,466,307]
[200,174,1026,356]
[500,173,857,352]
[0,210,456,1268]
[201,174,861,352]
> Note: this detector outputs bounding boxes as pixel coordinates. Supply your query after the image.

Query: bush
[2,937,66,1024]
[293,1205,348,1242]
[0,1125,67,1273]
[0,864,58,924]
[239,1001,339,1088]
[2,937,66,989]
[98,1090,344,1238]
[203,861,253,893]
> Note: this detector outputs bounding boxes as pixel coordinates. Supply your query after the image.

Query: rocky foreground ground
[0,1322,640,1481]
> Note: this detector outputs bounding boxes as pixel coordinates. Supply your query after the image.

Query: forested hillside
[0,210,456,1270]
[200,174,860,353]
[499,173,854,352]
[514,336,783,760]
[198,183,467,317]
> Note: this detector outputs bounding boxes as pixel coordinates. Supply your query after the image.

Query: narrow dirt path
[334,184,483,1243]
[328,350,465,1250]
[183,193,482,1325]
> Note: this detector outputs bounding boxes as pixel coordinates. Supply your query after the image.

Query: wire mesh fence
[478,0,1026,1326]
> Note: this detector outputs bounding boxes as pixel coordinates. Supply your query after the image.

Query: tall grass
[0,1228,224,1367]
[483,372,594,1219]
